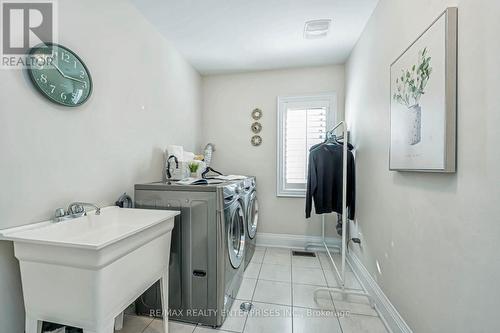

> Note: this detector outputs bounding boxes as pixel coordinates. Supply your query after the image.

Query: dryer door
[228,201,246,269]
[247,192,258,239]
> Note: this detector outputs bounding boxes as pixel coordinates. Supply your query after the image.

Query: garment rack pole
[305,121,375,309]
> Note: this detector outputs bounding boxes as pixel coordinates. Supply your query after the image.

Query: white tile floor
[116,247,388,333]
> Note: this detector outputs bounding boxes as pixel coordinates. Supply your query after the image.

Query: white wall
[0,0,202,331]
[345,0,500,332]
[202,66,344,237]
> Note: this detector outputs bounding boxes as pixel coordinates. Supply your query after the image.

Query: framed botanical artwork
[390,7,457,172]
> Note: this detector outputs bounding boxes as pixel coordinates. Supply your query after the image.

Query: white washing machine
[134,180,246,327]
[242,177,258,269]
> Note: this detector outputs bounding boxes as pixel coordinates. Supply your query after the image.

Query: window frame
[276,92,337,198]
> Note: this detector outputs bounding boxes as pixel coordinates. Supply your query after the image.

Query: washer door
[247,193,258,239]
[228,201,246,269]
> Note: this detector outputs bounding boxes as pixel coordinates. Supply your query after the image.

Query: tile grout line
[244,248,294,333]
[240,247,266,333]
[195,250,267,333]
[186,248,377,333]
[119,314,153,333]
[247,248,370,333]
[183,320,197,333]
[140,316,155,333]
[133,249,353,333]
[318,251,345,333]
[243,290,345,311]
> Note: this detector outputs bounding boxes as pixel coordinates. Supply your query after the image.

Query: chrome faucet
[53,202,101,222]
[68,202,101,215]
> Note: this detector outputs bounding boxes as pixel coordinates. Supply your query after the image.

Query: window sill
[276,192,306,198]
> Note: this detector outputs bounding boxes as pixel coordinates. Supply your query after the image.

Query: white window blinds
[285,107,327,184]
[277,93,336,197]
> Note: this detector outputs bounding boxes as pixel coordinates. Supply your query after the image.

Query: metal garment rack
[305,121,374,307]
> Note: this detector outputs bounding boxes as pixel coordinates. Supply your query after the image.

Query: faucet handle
[54,208,67,218]
[68,204,85,215]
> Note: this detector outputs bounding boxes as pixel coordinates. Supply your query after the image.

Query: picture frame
[389,7,457,172]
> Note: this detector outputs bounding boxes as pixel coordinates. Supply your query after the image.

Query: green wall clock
[27,43,92,107]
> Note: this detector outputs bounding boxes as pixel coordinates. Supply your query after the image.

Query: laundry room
[0,1,499,333]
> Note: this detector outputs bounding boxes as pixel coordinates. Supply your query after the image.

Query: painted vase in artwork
[408,104,422,145]
[393,47,432,146]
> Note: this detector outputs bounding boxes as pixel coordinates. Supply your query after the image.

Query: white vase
[190,172,198,178]
[407,104,422,145]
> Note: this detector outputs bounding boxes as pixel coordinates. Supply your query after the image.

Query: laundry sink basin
[0,206,179,333]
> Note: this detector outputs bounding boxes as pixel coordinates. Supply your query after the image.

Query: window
[277,93,336,197]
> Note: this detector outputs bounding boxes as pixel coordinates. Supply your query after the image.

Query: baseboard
[255,232,340,249]
[347,251,413,333]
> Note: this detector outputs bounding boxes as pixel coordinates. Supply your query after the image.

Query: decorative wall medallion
[251,135,262,146]
[251,122,262,133]
[251,108,263,120]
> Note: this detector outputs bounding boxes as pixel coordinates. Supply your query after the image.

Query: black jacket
[305,144,355,219]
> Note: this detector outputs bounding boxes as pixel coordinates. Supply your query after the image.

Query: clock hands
[52,61,86,84]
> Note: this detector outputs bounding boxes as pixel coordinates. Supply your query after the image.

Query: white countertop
[0,207,179,250]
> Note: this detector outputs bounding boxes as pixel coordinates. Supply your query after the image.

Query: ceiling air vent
[304,19,332,39]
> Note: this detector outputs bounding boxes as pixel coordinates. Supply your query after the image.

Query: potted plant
[188,162,200,178]
[393,47,432,145]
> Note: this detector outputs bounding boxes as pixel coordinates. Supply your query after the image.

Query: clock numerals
[61,51,70,63]
[29,44,91,106]
[71,90,82,100]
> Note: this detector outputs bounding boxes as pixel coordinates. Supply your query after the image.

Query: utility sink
[0,206,179,333]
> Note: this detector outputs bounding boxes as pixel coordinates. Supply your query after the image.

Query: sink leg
[114,312,124,331]
[25,315,42,333]
[160,269,169,333]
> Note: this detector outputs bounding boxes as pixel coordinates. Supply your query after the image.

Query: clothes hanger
[325,131,340,145]
[309,131,336,151]
[329,136,340,145]
[201,166,224,179]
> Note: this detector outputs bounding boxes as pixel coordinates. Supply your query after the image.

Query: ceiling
[131,0,379,75]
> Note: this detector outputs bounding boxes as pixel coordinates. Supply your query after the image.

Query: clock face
[27,43,92,107]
